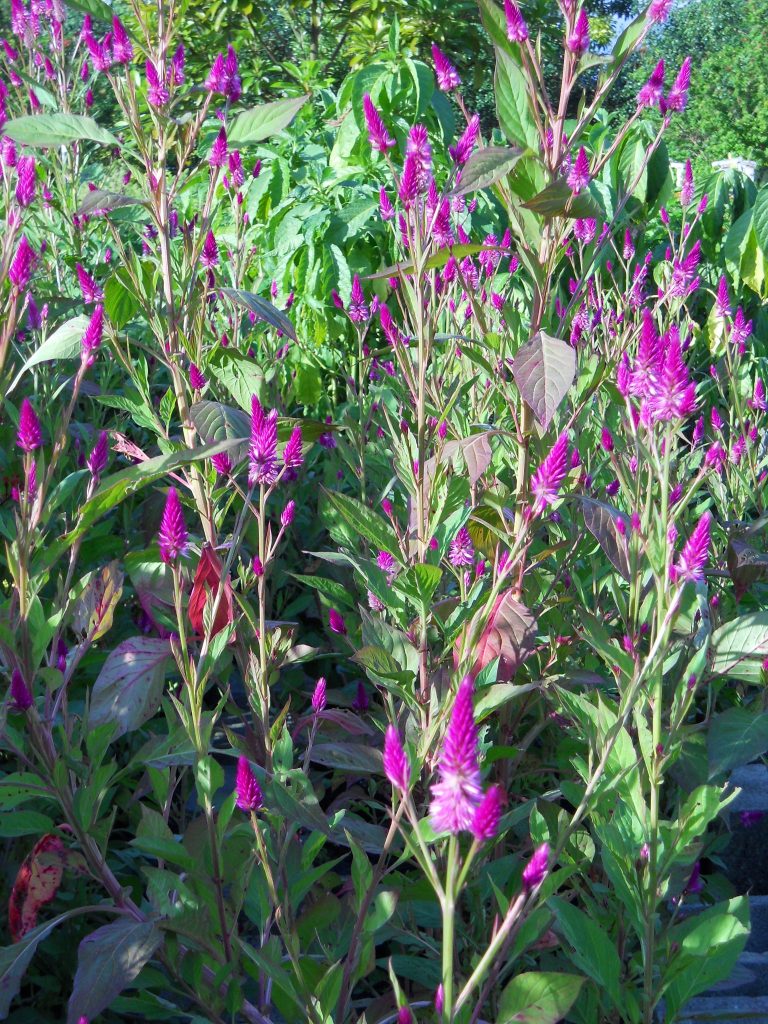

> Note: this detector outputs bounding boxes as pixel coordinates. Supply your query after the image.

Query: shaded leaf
[549,897,623,1011]
[0,912,72,1017]
[76,189,143,216]
[323,489,400,556]
[310,743,383,774]
[523,179,601,220]
[228,94,310,146]
[513,332,576,429]
[222,287,297,341]
[90,637,171,738]
[190,400,249,464]
[451,145,524,197]
[72,561,123,642]
[710,611,768,683]
[4,113,118,148]
[67,919,163,1024]
[8,835,68,942]
[708,707,768,776]
[727,538,768,599]
[461,590,537,682]
[578,497,631,580]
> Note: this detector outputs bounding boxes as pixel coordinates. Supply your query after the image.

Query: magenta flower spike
[76,263,103,304]
[9,235,35,290]
[311,677,327,714]
[646,331,696,422]
[17,398,41,452]
[429,677,483,834]
[189,363,207,390]
[362,93,395,153]
[449,526,474,567]
[750,378,767,412]
[111,17,133,63]
[209,126,228,168]
[449,113,480,165]
[398,152,421,205]
[676,511,712,582]
[200,230,219,269]
[379,187,395,220]
[211,452,232,476]
[648,0,673,22]
[81,304,104,358]
[731,308,752,351]
[352,680,369,712]
[522,842,550,889]
[235,755,263,811]
[715,275,731,319]
[504,0,529,41]
[397,1007,413,1024]
[251,556,264,577]
[666,56,691,112]
[680,158,694,206]
[530,432,569,510]
[347,275,369,322]
[567,8,590,54]
[10,669,33,710]
[171,44,185,85]
[431,43,461,91]
[145,59,169,106]
[281,500,296,527]
[15,155,35,207]
[206,51,226,93]
[328,608,347,635]
[248,396,278,486]
[383,726,410,791]
[158,487,188,563]
[471,785,504,842]
[87,431,109,479]
[283,425,303,469]
[567,147,590,194]
[637,59,665,108]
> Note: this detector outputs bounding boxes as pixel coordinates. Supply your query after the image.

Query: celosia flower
[680,159,694,206]
[10,669,32,710]
[383,726,409,790]
[283,425,303,469]
[449,113,480,165]
[567,147,590,194]
[749,378,767,412]
[329,608,347,635]
[76,263,103,304]
[235,755,262,811]
[212,452,232,476]
[189,363,206,390]
[504,0,529,41]
[248,396,278,485]
[311,677,327,713]
[574,218,596,243]
[522,842,550,889]
[676,511,711,582]
[111,16,132,63]
[222,45,242,101]
[399,152,421,205]
[449,526,474,567]
[209,126,228,168]
[352,680,369,711]
[645,330,696,422]
[731,308,752,351]
[9,235,35,289]
[666,56,691,112]
[429,677,482,834]
[648,0,673,22]
[87,430,109,479]
[567,8,590,54]
[346,275,368,322]
[379,187,395,220]
[431,43,461,90]
[601,427,614,453]
[251,556,263,577]
[200,230,219,269]
[15,155,35,206]
[81,305,104,357]
[281,500,296,527]
[145,60,168,106]
[362,93,395,153]
[171,44,185,85]
[637,59,665,108]
[471,785,504,842]
[17,398,41,452]
[531,432,569,510]
[397,1008,412,1024]
[714,275,730,319]
[158,487,188,563]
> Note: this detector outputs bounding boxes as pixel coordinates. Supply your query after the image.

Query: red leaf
[458,589,538,682]
[9,834,67,941]
[188,545,234,639]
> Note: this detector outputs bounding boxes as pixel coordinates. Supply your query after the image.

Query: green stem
[442,835,458,1022]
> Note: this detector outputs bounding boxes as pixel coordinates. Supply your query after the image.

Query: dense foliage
[1,1,768,1024]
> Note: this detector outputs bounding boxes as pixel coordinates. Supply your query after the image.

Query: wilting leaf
[461,590,538,681]
[67,918,164,1024]
[451,145,524,197]
[188,545,234,640]
[710,611,768,684]
[9,315,90,392]
[222,287,297,341]
[498,971,584,1024]
[578,497,631,580]
[727,538,768,599]
[90,637,171,737]
[227,94,310,146]
[72,561,123,642]
[513,332,576,429]
[4,113,119,148]
[8,835,68,942]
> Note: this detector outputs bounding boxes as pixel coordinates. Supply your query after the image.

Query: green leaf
[221,287,297,341]
[710,611,768,683]
[62,0,114,22]
[4,113,119,148]
[67,919,164,1024]
[190,400,249,463]
[9,315,89,392]
[523,179,601,220]
[0,810,55,838]
[549,896,623,1011]
[209,349,264,411]
[89,637,171,739]
[228,94,310,146]
[104,269,141,330]
[0,913,73,1016]
[754,187,768,252]
[512,331,576,429]
[393,564,442,616]
[451,145,525,197]
[310,743,383,774]
[494,47,539,151]
[322,489,400,556]
[707,706,768,776]
[497,971,584,1024]
[76,189,144,217]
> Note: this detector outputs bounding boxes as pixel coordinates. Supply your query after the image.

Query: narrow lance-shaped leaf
[3,113,119,148]
[227,93,310,146]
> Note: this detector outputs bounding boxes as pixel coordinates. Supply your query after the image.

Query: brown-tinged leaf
[578,497,631,580]
[727,537,768,600]
[90,637,171,737]
[512,331,576,429]
[72,561,123,641]
[187,544,234,639]
[459,590,538,681]
[8,835,68,941]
